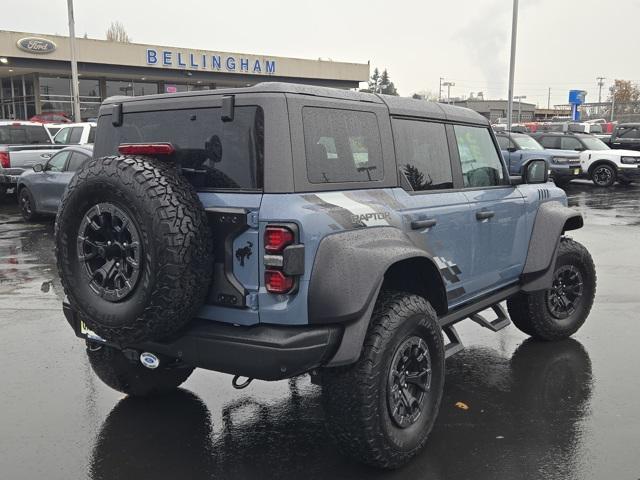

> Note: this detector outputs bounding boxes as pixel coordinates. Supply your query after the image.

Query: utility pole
[442,81,455,104]
[610,84,616,122]
[547,87,551,110]
[596,76,605,115]
[514,95,526,123]
[439,77,444,102]
[506,0,519,132]
[67,0,81,122]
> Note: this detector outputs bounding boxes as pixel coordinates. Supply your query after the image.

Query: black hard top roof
[102,82,488,126]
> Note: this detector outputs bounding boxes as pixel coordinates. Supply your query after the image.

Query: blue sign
[146,49,276,75]
[568,90,586,105]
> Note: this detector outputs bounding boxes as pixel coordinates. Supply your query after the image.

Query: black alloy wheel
[592,165,615,187]
[546,265,584,320]
[387,336,433,428]
[77,202,142,302]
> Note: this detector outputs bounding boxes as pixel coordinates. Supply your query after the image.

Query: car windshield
[514,135,543,150]
[581,137,610,151]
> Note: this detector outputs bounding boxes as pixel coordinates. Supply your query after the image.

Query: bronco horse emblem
[235,241,253,266]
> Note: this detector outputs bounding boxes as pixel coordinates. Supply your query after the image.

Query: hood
[544,149,581,158]
[603,149,640,157]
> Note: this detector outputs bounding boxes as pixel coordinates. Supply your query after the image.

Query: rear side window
[392,119,453,191]
[0,125,51,145]
[302,107,383,183]
[454,125,505,188]
[94,106,264,191]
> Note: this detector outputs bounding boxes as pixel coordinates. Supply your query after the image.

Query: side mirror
[33,164,43,172]
[507,146,518,153]
[523,159,549,184]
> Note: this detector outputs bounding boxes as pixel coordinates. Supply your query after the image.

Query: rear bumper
[63,302,343,381]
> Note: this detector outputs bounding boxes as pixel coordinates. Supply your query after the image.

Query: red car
[29,112,72,124]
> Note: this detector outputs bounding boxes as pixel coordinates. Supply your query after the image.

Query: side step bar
[439,285,519,358]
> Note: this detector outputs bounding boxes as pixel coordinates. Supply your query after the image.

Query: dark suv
[55,83,596,468]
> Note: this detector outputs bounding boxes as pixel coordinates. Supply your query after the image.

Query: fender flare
[588,159,618,175]
[521,201,583,292]
[308,226,446,325]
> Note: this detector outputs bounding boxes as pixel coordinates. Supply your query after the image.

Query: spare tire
[55,155,213,345]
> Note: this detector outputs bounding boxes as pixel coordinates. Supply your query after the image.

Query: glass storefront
[0,74,216,121]
[1,75,36,120]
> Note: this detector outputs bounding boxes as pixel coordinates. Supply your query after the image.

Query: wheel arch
[587,159,618,175]
[308,226,448,325]
[521,201,583,292]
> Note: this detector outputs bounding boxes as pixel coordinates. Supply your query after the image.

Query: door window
[54,127,71,144]
[617,126,640,139]
[302,107,383,183]
[69,127,83,144]
[392,119,453,191]
[454,125,505,187]
[560,137,583,150]
[496,136,510,150]
[66,152,89,171]
[538,135,560,149]
[46,151,70,172]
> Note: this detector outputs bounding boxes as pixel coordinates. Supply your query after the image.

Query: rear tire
[591,164,616,187]
[87,344,194,397]
[507,238,596,341]
[19,187,39,221]
[55,155,213,345]
[321,291,445,469]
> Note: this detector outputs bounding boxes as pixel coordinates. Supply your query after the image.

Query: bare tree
[106,21,131,43]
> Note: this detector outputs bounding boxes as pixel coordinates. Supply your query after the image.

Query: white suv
[52,122,96,145]
[532,132,640,187]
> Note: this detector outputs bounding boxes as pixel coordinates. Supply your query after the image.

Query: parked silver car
[17,145,93,221]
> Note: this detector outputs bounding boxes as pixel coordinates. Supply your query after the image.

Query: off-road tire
[19,187,39,221]
[87,344,194,396]
[591,164,616,187]
[321,291,445,469]
[55,155,213,345]
[507,238,596,341]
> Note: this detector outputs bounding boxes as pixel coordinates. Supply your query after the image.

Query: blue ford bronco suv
[55,83,596,469]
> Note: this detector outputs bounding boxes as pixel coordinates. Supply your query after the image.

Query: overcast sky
[6,0,640,106]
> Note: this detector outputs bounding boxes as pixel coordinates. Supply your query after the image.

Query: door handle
[476,210,495,220]
[411,218,437,230]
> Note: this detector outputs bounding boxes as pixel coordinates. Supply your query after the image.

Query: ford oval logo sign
[16,37,57,54]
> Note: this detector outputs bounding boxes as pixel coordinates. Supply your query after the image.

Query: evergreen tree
[379,69,398,96]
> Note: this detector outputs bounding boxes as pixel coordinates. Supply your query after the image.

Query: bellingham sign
[16,37,57,54]
[146,48,276,75]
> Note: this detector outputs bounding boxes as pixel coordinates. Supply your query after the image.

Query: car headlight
[621,156,640,164]
[552,156,571,164]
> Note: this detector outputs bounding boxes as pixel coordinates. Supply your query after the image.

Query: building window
[106,80,159,97]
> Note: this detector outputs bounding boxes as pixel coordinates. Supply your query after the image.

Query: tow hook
[140,352,160,369]
[232,375,253,389]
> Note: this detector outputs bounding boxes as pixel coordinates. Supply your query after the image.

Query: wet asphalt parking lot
[0,181,639,480]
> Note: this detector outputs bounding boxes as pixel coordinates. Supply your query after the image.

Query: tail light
[0,151,10,169]
[265,269,294,294]
[263,225,303,294]
[118,143,175,156]
[265,226,294,253]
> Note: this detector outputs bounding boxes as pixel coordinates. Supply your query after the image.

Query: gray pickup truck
[0,121,65,196]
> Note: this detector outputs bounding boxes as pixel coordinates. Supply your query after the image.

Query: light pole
[506,0,519,132]
[442,81,455,104]
[514,95,526,123]
[610,84,616,122]
[67,0,81,122]
[597,76,606,115]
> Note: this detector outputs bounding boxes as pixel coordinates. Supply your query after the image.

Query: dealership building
[0,30,369,121]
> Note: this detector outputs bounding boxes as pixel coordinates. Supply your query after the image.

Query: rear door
[453,125,526,296]
[390,118,474,306]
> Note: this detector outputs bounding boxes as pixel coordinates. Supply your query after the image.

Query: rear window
[302,107,383,184]
[0,125,51,145]
[94,106,264,191]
